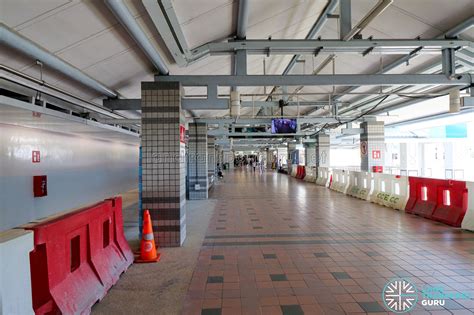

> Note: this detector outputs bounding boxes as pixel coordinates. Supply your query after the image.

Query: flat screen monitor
[271,118,297,134]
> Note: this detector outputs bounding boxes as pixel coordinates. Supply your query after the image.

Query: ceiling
[1,0,473,121]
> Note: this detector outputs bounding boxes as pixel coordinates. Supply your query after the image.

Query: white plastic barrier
[290,165,297,177]
[304,166,317,182]
[347,171,372,200]
[0,229,34,315]
[330,169,350,194]
[369,173,409,211]
[461,181,474,231]
[316,167,331,187]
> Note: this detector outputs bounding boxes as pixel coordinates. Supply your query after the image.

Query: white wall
[0,123,139,231]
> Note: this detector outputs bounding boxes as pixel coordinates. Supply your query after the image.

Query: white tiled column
[305,143,316,167]
[208,136,215,187]
[360,121,385,172]
[188,122,208,200]
[141,81,186,247]
[316,134,330,168]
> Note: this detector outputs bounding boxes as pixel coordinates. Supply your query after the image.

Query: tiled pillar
[223,150,234,169]
[287,143,297,169]
[266,149,274,169]
[305,143,316,167]
[360,121,385,172]
[207,136,215,187]
[316,134,330,167]
[188,122,208,200]
[141,82,186,247]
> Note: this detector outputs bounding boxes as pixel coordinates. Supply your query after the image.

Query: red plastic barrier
[405,177,468,227]
[431,181,468,227]
[26,197,133,314]
[295,166,306,179]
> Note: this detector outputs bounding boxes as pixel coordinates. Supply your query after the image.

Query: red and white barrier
[369,173,409,211]
[26,196,133,314]
[461,181,474,231]
[304,166,317,182]
[347,171,372,200]
[290,165,297,177]
[330,169,350,194]
[315,167,331,187]
[405,177,468,227]
[0,229,34,314]
[291,165,474,230]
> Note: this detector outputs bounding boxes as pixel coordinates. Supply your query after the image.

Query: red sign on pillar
[179,125,186,143]
[372,150,381,160]
[32,151,41,163]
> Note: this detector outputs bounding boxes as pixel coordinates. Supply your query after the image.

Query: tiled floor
[182,169,474,315]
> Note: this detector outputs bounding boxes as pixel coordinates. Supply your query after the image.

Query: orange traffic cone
[135,209,160,263]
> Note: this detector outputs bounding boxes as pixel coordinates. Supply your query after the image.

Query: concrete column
[141,82,186,247]
[316,134,330,167]
[360,121,385,172]
[208,136,215,186]
[188,122,208,200]
[288,142,297,169]
[305,143,316,167]
[223,150,234,169]
[266,149,274,169]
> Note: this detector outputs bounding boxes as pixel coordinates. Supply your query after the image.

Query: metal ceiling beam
[456,56,474,69]
[338,60,444,112]
[195,117,367,125]
[331,16,474,104]
[103,98,141,110]
[142,0,188,66]
[342,0,393,40]
[255,0,339,116]
[282,0,339,76]
[445,16,474,38]
[339,0,352,40]
[338,63,466,116]
[100,119,141,125]
[192,39,469,56]
[236,0,249,39]
[99,117,356,127]
[208,131,313,137]
[103,98,338,110]
[0,23,118,98]
[182,98,228,110]
[370,86,463,116]
[105,0,169,74]
[231,0,250,91]
[154,74,472,86]
[458,49,474,61]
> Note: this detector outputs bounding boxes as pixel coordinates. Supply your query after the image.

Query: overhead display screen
[271,118,297,134]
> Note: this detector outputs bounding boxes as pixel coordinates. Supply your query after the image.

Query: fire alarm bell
[33,175,47,197]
